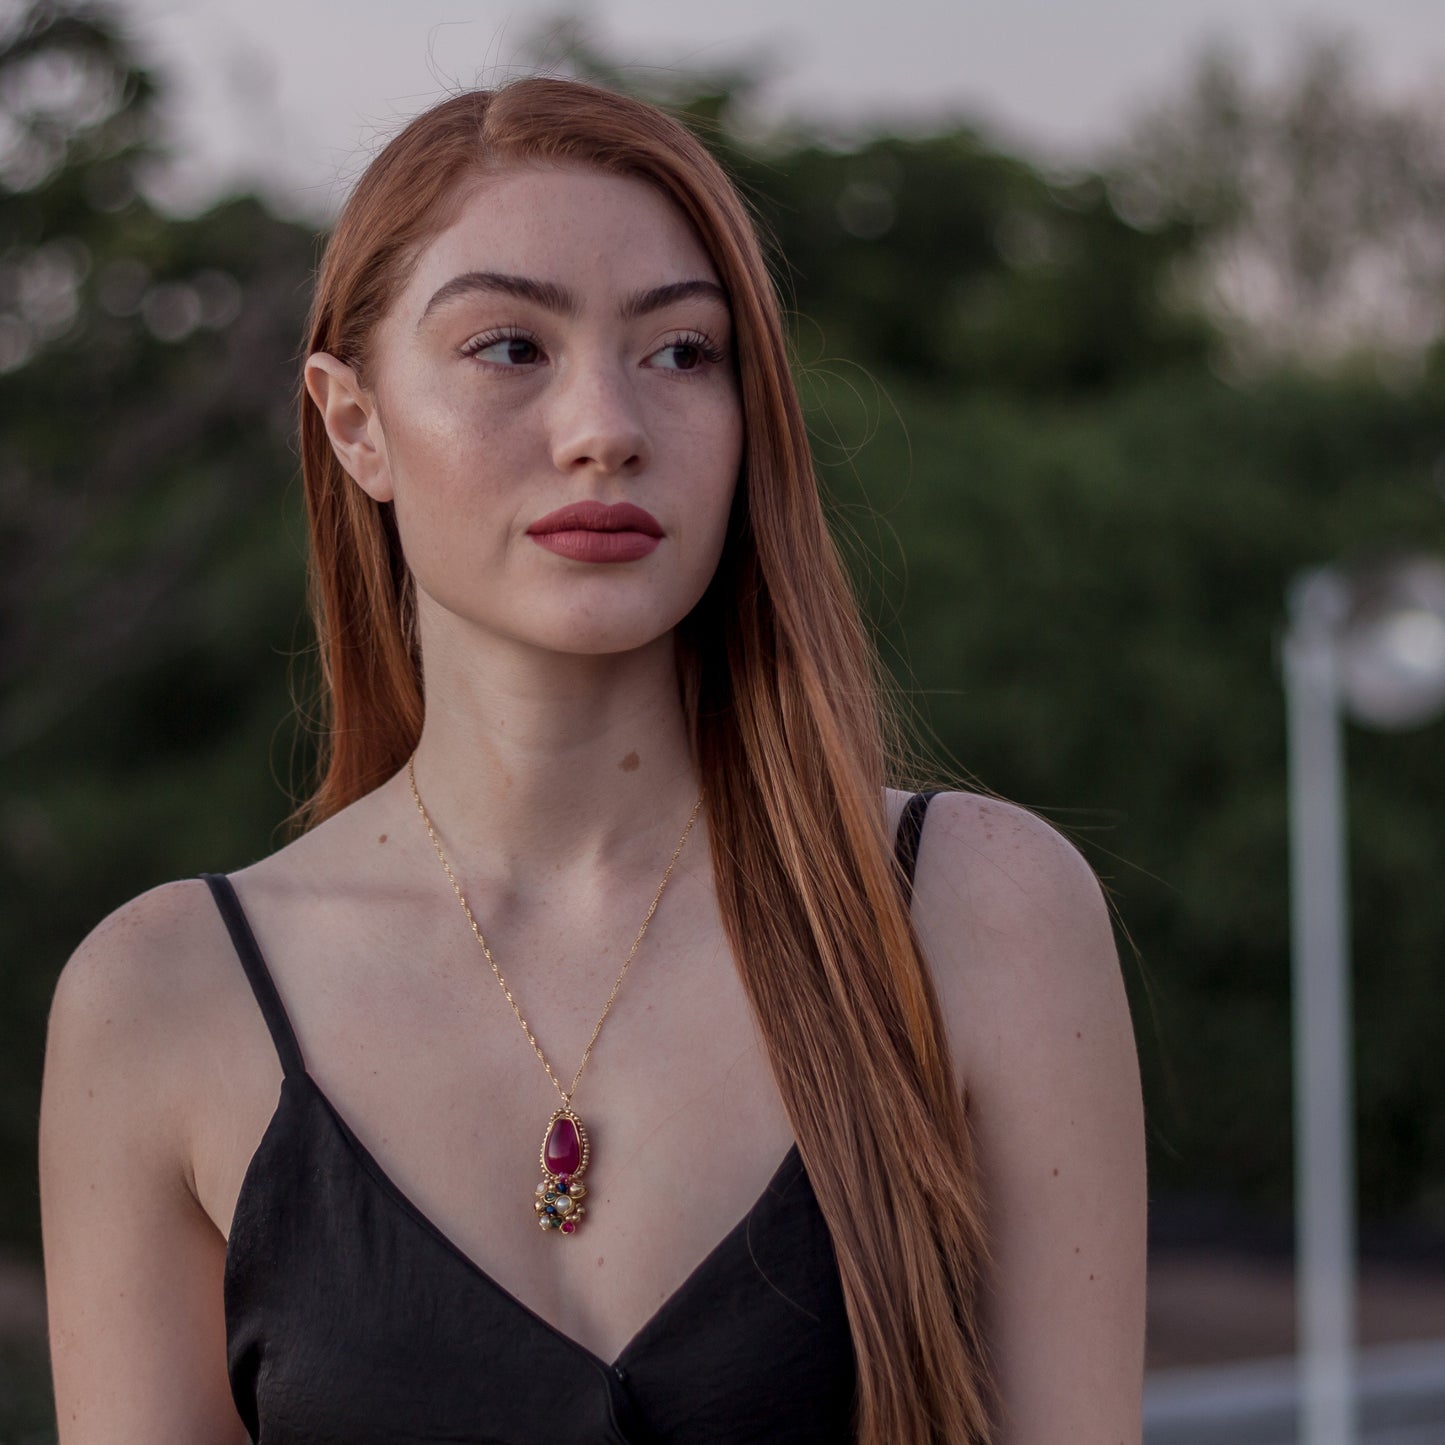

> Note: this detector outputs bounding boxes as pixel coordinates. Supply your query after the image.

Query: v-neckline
[229,1069,803,1374]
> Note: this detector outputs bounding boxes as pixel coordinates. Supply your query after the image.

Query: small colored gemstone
[557,1183,569,1194]
[560,1220,576,1234]
[545,1117,582,1177]
[544,1190,556,1201]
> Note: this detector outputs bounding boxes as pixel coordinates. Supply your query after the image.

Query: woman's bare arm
[915,793,1147,1444]
[40,883,250,1444]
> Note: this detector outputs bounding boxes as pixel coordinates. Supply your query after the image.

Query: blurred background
[3,0,1445,1438]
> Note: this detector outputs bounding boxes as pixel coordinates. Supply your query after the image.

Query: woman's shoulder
[50,771,412,1054]
[898,789,1127,1091]
[42,877,270,1243]
[890,787,1107,931]
[48,778,378,1054]
[909,789,1109,937]
[47,878,254,1094]
[56,878,232,1014]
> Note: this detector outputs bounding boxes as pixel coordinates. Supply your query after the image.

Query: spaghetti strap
[201,872,306,1079]
[202,808,933,1079]
[893,789,941,904]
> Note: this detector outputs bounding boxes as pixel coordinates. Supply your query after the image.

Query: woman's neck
[406,625,701,882]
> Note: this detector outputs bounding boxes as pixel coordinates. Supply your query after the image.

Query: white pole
[1283,569,1357,1445]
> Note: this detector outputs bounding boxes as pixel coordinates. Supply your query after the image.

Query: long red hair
[298,79,991,1443]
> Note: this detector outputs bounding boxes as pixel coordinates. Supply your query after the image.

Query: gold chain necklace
[408,755,702,1237]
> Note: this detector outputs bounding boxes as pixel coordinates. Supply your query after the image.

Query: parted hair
[297,77,992,1444]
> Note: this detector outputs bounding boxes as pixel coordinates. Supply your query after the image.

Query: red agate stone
[544,1115,582,1177]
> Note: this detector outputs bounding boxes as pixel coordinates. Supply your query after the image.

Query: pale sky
[116,0,1445,219]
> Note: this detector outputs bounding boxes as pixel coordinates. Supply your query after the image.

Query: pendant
[534,1107,589,1235]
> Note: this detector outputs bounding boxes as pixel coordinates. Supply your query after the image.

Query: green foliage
[0,1,315,1251]
[804,364,1445,1217]
[735,135,1214,395]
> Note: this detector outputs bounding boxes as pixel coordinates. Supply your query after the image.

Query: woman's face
[309,164,743,660]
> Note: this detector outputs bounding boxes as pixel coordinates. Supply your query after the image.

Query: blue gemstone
[545,1205,556,1215]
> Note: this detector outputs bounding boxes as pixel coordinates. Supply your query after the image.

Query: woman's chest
[223,1076,855,1444]
[197,892,798,1366]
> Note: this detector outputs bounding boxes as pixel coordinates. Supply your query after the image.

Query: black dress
[203,792,936,1444]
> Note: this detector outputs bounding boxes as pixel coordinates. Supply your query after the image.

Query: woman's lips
[531,530,660,562]
[526,500,663,564]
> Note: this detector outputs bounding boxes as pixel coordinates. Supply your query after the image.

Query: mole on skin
[618,752,641,772]
[378,834,388,845]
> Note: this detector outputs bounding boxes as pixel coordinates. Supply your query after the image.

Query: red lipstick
[526,500,663,563]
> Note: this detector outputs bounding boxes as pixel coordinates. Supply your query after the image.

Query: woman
[39,79,1145,1443]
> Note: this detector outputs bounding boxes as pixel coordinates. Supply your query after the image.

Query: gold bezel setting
[534,1108,590,1235]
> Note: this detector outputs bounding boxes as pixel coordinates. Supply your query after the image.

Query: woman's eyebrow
[419,271,578,325]
[418,272,728,326]
[620,279,729,320]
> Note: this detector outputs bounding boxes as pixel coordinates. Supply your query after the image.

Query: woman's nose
[548,361,651,477]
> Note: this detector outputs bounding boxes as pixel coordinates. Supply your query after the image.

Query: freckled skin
[345,166,743,666]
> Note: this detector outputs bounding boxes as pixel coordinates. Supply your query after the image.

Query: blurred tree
[0,1,312,758]
[1109,35,1445,371]
[0,0,315,1245]
[736,131,1217,396]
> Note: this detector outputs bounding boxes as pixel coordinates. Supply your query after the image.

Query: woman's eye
[649,335,724,372]
[464,333,542,366]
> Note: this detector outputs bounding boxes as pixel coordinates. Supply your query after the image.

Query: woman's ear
[304,352,395,502]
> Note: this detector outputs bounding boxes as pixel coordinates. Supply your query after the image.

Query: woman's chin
[502,595,704,660]
[537,624,679,660]
[484,616,682,662]
[417,589,697,664]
